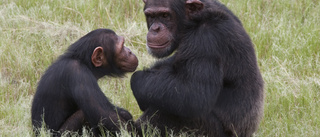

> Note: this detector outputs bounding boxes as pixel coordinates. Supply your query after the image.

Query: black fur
[131,0,264,136]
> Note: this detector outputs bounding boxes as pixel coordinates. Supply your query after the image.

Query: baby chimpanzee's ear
[91,47,107,67]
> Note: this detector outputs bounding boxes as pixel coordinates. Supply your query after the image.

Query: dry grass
[0,0,319,136]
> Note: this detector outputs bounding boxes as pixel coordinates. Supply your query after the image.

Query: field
[0,0,319,136]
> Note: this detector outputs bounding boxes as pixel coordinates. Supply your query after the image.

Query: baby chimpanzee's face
[113,35,138,72]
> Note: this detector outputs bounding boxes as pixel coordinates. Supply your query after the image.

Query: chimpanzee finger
[114,107,133,121]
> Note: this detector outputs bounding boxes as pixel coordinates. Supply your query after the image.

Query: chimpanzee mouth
[147,41,170,49]
[122,65,137,72]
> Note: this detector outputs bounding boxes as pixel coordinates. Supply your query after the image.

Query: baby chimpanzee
[31,29,138,136]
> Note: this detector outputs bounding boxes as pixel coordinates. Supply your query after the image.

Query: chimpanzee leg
[59,110,86,134]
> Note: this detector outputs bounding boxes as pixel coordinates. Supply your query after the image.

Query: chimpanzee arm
[131,56,222,118]
[69,64,132,133]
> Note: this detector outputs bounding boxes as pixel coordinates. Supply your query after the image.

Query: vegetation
[0,0,319,136]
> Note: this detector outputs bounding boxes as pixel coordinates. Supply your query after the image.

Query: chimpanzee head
[143,0,204,58]
[143,0,182,58]
[67,29,138,78]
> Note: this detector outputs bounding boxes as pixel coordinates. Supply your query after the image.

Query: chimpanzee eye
[162,13,169,18]
[150,14,155,19]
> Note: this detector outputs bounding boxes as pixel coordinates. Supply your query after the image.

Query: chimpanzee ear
[186,0,204,16]
[91,47,106,67]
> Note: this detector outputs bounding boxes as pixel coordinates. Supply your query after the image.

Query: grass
[0,0,319,136]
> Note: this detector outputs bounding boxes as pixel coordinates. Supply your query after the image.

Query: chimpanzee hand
[100,107,134,135]
[114,107,133,122]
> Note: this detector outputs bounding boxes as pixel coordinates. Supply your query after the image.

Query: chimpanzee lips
[147,40,170,49]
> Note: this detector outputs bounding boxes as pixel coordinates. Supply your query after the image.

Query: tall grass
[0,0,319,136]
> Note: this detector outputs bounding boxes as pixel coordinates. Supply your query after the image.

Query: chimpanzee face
[113,35,138,72]
[91,32,138,73]
[143,0,179,58]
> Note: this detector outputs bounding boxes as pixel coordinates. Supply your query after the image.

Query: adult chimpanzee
[31,29,138,136]
[130,0,264,136]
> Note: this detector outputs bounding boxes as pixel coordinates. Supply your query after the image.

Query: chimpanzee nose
[125,47,132,54]
[150,23,161,32]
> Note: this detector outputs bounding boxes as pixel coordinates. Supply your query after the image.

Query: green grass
[0,0,319,136]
